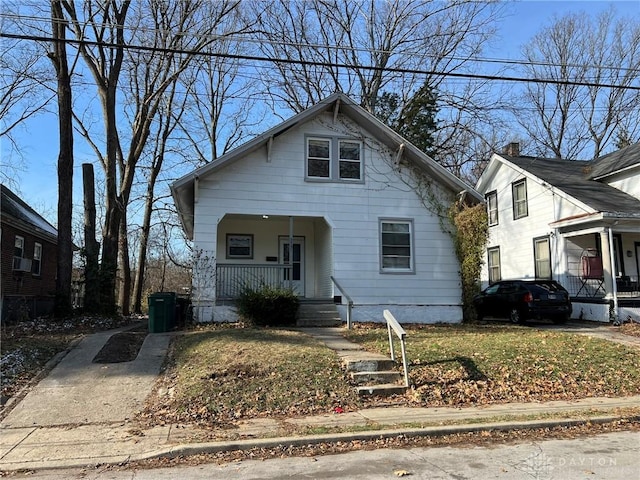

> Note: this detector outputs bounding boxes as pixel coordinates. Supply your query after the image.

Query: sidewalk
[1,324,639,472]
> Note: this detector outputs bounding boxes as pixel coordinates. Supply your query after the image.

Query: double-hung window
[307,138,331,178]
[13,235,25,271]
[534,236,551,279]
[33,242,42,276]
[306,136,362,181]
[380,219,414,273]
[486,190,498,226]
[512,179,528,219]
[487,246,501,284]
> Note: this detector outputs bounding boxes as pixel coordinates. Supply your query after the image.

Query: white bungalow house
[171,93,482,324]
[475,142,640,323]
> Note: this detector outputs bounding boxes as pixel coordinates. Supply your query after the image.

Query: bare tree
[49,0,74,317]
[59,0,245,314]
[0,5,55,185]
[513,9,640,159]
[255,0,502,114]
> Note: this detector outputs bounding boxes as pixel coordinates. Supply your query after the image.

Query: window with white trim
[487,247,501,284]
[380,220,413,272]
[14,236,24,258]
[486,190,498,226]
[306,136,362,181]
[33,242,42,276]
[512,179,528,219]
[534,236,551,279]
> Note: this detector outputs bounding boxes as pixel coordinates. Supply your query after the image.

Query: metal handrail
[330,276,354,329]
[383,309,409,388]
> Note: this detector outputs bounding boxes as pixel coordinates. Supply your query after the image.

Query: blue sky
[3,0,640,225]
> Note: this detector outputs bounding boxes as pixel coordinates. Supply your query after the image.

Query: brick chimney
[503,142,520,157]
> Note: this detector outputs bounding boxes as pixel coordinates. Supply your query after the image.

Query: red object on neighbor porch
[577,249,605,297]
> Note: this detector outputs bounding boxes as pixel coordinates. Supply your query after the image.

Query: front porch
[558,223,640,323]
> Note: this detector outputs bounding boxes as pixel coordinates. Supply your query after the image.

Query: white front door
[279,236,305,296]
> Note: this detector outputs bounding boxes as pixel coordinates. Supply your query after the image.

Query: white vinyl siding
[380,219,414,273]
[193,112,462,320]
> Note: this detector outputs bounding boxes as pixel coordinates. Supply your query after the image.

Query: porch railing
[384,309,410,388]
[330,276,354,329]
[216,263,292,299]
[566,274,640,299]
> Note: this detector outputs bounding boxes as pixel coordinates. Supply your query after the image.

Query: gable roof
[498,155,640,215]
[1,184,58,242]
[588,142,640,180]
[171,92,482,238]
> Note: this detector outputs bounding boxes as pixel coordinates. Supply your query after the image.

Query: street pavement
[1,322,639,474]
[6,430,640,479]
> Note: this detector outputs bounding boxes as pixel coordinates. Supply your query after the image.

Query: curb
[2,414,637,472]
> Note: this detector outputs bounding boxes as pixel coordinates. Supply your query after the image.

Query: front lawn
[141,323,640,429]
[344,324,640,406]
[141,326,361,427]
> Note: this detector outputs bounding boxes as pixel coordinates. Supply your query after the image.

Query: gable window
[534,236,551,279]
[33,242,42,276]
[486,190,498,226]
[512,179,528,219]
[487,246,501,284]
[306,136,362,181]
[339,140,361,179]
[307,138,331,178]
[380,219,414,273]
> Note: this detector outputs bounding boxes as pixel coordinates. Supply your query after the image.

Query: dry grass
[344,323,640,407]
[140,325,361,427]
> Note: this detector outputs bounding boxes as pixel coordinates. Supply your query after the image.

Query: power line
[1,31,639,91]
[3,12,639,75]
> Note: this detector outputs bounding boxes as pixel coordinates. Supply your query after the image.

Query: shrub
[235,284,299,327]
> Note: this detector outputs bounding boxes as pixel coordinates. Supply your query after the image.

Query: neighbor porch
[555,218,640,323]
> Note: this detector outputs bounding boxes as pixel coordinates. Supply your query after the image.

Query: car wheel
[509,308,521,324]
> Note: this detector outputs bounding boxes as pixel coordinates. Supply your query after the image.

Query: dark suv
[473,280,572,324]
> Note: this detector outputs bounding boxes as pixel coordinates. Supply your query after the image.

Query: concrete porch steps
[302,328,407,397]
[296,301,342,327]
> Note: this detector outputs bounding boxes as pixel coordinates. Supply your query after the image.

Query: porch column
[599,229,618,321]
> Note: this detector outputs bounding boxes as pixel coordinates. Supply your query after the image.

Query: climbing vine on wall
[449,202,489,322]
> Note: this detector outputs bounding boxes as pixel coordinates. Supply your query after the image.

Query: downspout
[608,226,619,323]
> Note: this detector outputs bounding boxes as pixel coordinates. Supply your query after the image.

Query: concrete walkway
[1,323,639,472]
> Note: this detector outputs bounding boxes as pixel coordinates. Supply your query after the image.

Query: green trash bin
[148,292,176,333]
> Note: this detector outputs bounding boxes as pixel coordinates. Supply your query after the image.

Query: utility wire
[3,12,639,75]
[1,31,639,91]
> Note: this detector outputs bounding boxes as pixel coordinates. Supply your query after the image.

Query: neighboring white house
[171,93,482,324]
[475,142,640,323]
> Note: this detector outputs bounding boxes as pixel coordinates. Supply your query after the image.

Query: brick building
[1,184,58,322]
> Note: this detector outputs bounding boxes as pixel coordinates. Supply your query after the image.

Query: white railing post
[384,309,409,388]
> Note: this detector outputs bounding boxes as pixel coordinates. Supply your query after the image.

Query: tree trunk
[117,212,131,316]
[51,0,73,318]
[132,180,155,313]
[82,163,100,313]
